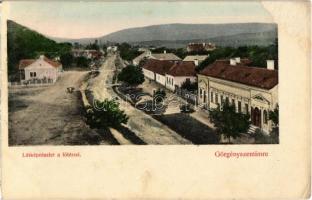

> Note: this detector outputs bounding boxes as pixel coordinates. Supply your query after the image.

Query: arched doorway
[251,107,261,128]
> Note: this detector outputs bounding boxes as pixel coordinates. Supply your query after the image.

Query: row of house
[132,50,182,65]
[142,53,278,133]
[142,59,197,91]
[71,49,103,60]
[133,49,209,66]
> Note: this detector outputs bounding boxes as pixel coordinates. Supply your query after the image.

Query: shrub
[85,99,128,129]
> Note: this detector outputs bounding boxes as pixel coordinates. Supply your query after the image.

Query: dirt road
[87,54,191,144]
[9,71,114,145]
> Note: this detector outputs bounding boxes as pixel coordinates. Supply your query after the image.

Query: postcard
[1,1,310,199]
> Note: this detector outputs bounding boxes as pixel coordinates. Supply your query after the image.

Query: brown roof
[43,57,62,68]
[143,59,175,75]
[19,59,36,69]
[199,59,278,90]
[167,61,196,77]
[19,56,61,69]
[151,53,181,61]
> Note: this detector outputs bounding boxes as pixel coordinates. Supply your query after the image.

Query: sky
[7,1,273,39]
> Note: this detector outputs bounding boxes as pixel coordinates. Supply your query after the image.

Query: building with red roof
[142,59,197,91]
[197,57,278,134]
[19,55,62,83]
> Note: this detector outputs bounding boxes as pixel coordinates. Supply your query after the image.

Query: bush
[254,128,278,144]
[153,89,166,103]
[209,101,250,143]
[85,99,128,129]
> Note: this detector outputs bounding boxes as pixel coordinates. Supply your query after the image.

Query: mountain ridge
[50,23,277,47]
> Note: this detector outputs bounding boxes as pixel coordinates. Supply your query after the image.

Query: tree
[118,65,145,87]
[85,99,128,129]
[269,104,279,127]
[209,101,250,143]
[269,104,279,143]
[181,80,198,91]
[75,56,90,68]
[60,53,74,68]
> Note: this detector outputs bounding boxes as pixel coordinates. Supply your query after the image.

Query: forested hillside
[7,20,72,77]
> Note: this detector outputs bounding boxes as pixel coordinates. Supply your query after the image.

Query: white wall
[143,69,155,80]
[24,59,60,82]
[197,75,278,133]
[165,75,196,91]
[155,74,166,86]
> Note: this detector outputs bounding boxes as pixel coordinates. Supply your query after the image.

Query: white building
[142,59,175,86]
[197,58,278,134]
[165,61,197,91]
[19,55,62,83]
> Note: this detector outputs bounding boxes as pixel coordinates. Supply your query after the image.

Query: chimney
[267,60,275,70]
[164,50,167,54]
[230,58,237,66]
[194,59,199,66]
[235,57,241,63]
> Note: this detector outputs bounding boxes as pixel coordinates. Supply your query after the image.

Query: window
[30,72,36,78]
[245,103,249,114]
[220,95,223,104]
[199,88,203,98]
[264,110,268,124]
[232,99,235,106]
[215,94,218,104]
[211,92,214,103]
[225,97,229,105]
[238,101,241,113]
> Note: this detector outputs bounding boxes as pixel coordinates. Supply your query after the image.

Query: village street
[9,71,116,145]
[86,53,192,144]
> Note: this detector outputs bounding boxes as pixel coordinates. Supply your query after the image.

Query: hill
[52,23,277,47]
[7,20,72,77]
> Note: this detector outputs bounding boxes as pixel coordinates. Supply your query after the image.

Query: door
[252,107,261,128]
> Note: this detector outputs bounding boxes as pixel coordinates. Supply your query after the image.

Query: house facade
[19,55,62,83]
[197,58,278,133]
[165,61,197,91]
[142,59,175,86]
[142,59,197,92]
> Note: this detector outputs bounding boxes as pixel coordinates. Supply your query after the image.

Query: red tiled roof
[143,59,175,75]
[19,59,35,69]
[43,57,62,68]
[199,59,278,90]
[167,61,196,77]
[19,56,61,69]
